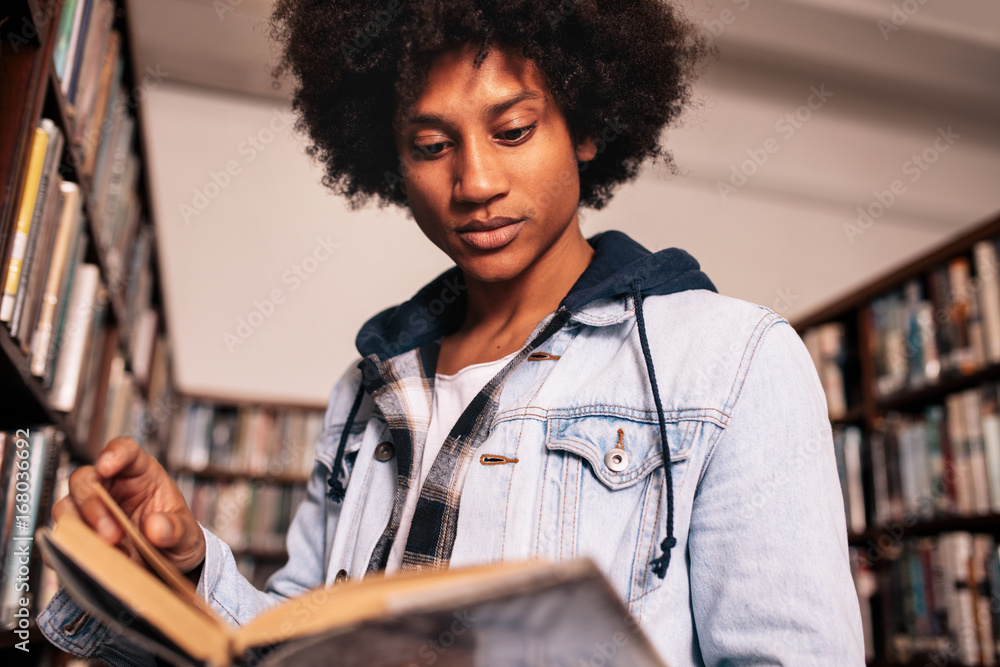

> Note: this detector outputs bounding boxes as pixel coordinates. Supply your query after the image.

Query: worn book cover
[37,484,665,667]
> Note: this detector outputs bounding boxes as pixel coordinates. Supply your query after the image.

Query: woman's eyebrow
[403,89,546,129]
[482,89,545,118]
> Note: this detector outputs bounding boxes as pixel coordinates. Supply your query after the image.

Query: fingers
[94,438,148,480]
[67,465,120,544]
[143,512,181,548]
[50,495,80,522]
[143,512,206,572]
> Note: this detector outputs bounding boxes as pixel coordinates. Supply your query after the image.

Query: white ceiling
[125,0,1000,111]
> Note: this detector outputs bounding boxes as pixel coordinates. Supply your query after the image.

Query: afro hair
[270,0,711,210]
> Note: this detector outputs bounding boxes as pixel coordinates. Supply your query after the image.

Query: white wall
[140,50,1000,406]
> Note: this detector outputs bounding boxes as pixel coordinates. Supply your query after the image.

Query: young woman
[41,1,864,664]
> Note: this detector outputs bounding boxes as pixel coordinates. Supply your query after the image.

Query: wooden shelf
[1,0,161,432]
[792,212,1000,332]
[831,405,867,426]
[0,323,89,458]
[875,362,1000,412]
[170,465,309,485]
[849,513,1000,547]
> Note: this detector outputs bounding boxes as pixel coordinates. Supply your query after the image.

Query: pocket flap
[545,410,694,490]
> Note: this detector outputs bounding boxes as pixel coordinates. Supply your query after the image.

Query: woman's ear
[576,136,598,162]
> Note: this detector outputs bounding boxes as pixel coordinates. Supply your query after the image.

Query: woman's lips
[456,219,524,250]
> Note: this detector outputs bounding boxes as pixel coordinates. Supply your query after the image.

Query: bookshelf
[794,211,1000,666]
[165,396,325,590]
[0,0,172,662]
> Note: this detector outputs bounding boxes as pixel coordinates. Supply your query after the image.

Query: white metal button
[605,448,629,472]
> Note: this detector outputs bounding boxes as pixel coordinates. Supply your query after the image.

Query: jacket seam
[697,315,786,488]
[211,593,241,626]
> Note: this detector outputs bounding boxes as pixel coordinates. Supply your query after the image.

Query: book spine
[0,428,55,627]
[982,384,1000,514]
[963,389,993,515]
[60,0,89,96]
[70,0,114,147]
[10,120,64,339]
[947,394,974,515]
[0,127,50,323]
[49,264,101,411]
[30,182,83,376]
[14,172,65,352]
[66,0,95,104]
[44,232,87,389]
[974,241,1000,364]
[949,258,977,375]
[52,0,82,81]
[79,31,121,175]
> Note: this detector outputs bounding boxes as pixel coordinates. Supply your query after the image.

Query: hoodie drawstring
[631,281,677,579]
[327,382,366,503]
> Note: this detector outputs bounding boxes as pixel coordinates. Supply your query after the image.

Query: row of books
[76,322,173,461]
[0,428,67,630]
[805,322,850,419]
[854,533,1000,666]
[866,384,1000,528]
[53,0,125,182]
[174,474,307,555]
[871,238,1000,397]
[0,115,153,391]
[167,401,325,478]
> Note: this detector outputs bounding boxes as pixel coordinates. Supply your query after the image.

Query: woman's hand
[51,437,206,575]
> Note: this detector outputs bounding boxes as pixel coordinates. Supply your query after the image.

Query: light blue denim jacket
[39,232,865,665]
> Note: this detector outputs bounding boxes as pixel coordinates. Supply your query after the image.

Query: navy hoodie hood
[342,230,716,579]
[356,230,716,359]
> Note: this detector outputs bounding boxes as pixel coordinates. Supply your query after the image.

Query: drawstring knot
[630,280,677,580]
[649,536,678,578]
[327,382,366,503]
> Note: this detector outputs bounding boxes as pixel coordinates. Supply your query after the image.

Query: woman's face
[394,43,596,285]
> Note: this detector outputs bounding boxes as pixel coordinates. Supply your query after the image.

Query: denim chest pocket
[538,408,702,607]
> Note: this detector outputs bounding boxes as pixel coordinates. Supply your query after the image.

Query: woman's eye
[497,123,536,143]
[416,142,447,157]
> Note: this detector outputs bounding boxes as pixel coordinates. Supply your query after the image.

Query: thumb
[144,512,182,549]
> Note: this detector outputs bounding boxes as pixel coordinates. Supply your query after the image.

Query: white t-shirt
[384,350,518,572]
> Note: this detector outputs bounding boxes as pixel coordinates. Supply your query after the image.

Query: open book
[36,483,667,667]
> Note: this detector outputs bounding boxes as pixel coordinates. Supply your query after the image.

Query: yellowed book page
[87,481,218,619]
[39,514,232,666]
[232,559,553,654]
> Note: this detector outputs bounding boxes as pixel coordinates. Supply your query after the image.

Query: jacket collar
[355,230,716,360]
